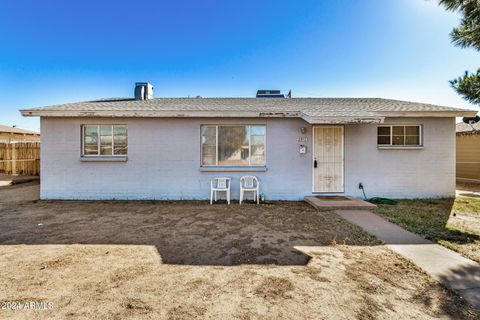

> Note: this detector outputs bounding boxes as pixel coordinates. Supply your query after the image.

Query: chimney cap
[134,82,154,100]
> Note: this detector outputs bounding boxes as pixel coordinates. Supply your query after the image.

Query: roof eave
[20,109,477,118]
[379,110,477,117]
[301,114,385,124]
[20,109,301,118]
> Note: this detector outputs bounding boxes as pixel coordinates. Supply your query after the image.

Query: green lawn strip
[453,197,480,217]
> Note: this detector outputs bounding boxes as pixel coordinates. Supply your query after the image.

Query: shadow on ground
[0,196,380,266]
[437,264,480,311]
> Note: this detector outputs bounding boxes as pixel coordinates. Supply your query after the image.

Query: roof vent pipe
[134,82,154,100]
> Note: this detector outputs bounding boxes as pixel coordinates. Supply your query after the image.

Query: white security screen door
[313,126,344,193]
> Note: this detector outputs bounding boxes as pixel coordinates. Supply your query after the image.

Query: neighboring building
[0,124,40,143]
[456,122,480,183]
[20,84,476,200]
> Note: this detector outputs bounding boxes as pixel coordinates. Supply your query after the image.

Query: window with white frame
[377,125,421,146]
[82,125,128,156]
[201,125,266,166]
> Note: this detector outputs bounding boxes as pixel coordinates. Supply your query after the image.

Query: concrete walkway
[337,210,480,309]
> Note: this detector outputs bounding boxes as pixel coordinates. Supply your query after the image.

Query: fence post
[11,143,17,175]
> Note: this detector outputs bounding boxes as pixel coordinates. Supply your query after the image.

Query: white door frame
[312,125,345,193]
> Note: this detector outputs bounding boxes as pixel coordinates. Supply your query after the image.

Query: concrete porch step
[304,195,377,211]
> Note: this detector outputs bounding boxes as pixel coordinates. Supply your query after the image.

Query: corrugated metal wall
[457,133,480,182]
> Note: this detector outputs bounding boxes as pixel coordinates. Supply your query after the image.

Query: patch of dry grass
[254,276,294,299]
[374,198,480,262]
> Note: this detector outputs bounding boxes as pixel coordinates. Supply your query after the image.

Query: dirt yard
[0,183,478,319]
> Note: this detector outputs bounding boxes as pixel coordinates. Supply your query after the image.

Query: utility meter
[299,145,307,154]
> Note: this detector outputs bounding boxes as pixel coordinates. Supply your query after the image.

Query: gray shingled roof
[21,97,471,112]
[456,122,480,133]
[0,124,39,135]
[20,97,476,122]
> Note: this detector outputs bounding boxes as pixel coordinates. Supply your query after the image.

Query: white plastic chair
[210,177,231,205]
[240,176,260,204]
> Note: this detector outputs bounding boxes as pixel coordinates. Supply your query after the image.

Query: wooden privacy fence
[0,142,40,176]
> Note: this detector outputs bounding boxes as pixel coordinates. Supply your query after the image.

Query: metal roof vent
[256,90,285,98]
[134,82,154,100]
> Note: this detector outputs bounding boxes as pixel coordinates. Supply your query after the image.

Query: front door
[313,126,344,193]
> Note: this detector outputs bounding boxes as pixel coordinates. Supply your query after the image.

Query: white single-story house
[20,84,477,200]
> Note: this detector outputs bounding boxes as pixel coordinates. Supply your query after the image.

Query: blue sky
[0,0,478,131]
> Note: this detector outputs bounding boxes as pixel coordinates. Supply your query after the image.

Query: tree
[439,0,480,105]
[450,69,480,104]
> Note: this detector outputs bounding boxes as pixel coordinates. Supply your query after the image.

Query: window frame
[200,124,267,167]
[81,124,128,157]
[376,125,422,147]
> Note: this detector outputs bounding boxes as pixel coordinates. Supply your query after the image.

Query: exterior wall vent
[134,82,154,100]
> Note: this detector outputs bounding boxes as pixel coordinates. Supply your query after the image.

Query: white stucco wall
[344,117,456,199]
[40,116,456,200]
